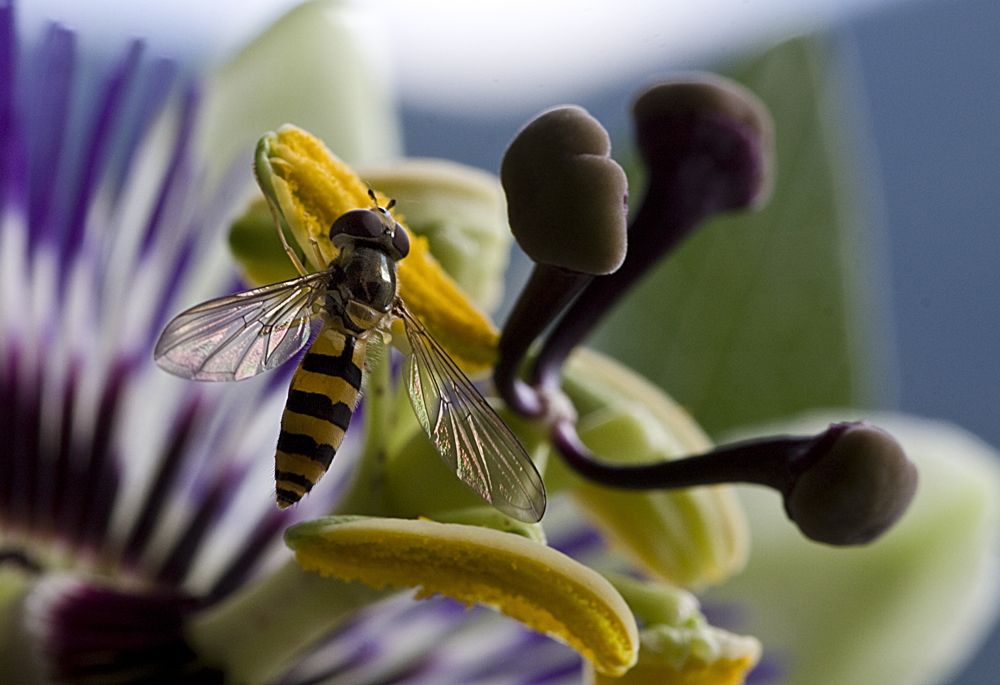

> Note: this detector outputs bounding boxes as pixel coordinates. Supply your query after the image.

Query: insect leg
[266,201,309,277]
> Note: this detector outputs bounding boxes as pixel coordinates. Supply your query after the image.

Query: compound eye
[392,222,410,258]
[330,209,383,239]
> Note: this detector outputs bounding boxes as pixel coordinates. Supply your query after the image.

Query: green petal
[286,516,639,675]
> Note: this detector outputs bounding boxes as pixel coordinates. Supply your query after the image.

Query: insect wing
[398,304,546,523]
[155,272,329,381]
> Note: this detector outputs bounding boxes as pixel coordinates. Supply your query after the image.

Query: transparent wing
[154,272,330,381]
[398,301,546,523]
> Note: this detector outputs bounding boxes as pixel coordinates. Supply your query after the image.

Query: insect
[154,192,546,523]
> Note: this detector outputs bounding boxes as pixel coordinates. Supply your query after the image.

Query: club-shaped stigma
[553,419,917,546]
[496,105,628,417]
[529,75,774,399]
[495,77,918,545]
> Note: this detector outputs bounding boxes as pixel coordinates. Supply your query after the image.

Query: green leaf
[590,38,893,436]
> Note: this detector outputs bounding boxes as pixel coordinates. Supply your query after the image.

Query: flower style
[3,1,1000,685]
[705,412,1000,685]
[493,77,916,548]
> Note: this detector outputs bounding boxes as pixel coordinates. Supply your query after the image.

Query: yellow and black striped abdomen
[274,325,366,508]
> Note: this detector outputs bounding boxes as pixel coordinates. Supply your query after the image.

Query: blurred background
[14,0,1000,683]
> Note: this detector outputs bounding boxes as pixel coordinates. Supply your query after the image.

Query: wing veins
[155,271,329,381]
[397,302,545,522]
[194,284,317,375]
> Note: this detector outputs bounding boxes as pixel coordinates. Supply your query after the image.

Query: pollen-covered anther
[587,573,761,685]
[785,422,918,546]
[286,516,640,676]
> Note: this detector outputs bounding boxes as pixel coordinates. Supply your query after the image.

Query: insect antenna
[367,187,396,211]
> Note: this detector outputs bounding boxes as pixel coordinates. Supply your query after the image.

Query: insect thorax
[324,242,397,334]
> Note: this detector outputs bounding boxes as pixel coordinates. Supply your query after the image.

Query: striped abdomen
[274,325,366,508]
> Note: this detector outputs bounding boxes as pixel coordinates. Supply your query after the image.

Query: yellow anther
[394,235,499,374]
[248,124,499,369]
[286,516,639,676]
[589,653,759,685]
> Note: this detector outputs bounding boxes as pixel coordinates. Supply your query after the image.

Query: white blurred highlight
[22,0,911,113]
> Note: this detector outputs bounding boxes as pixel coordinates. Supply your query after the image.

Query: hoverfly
[154,191,546,523]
